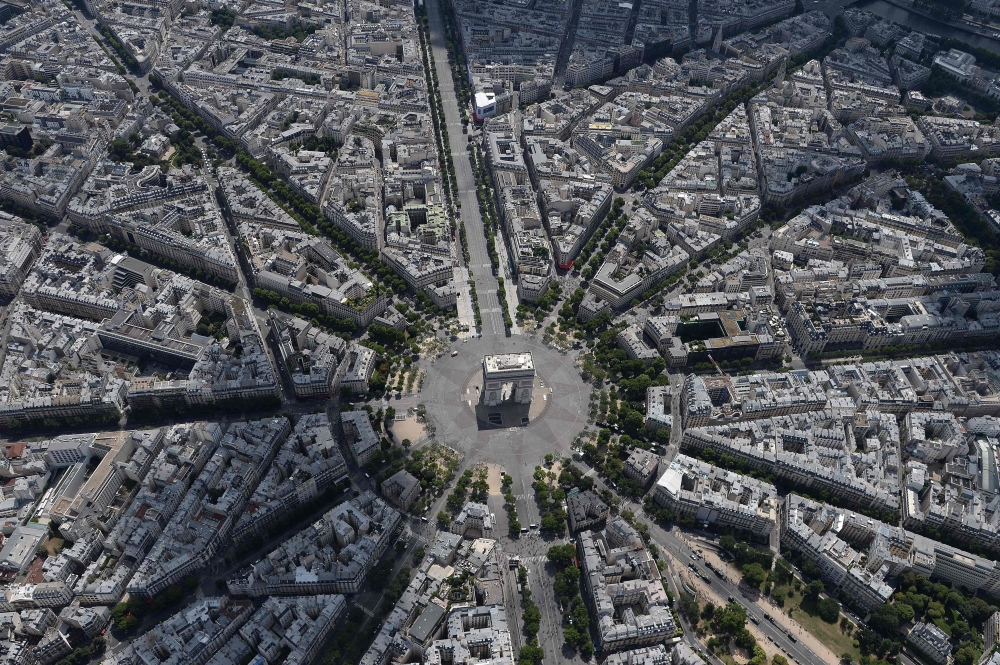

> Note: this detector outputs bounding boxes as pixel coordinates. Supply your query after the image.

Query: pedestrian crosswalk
[519,555,547,564]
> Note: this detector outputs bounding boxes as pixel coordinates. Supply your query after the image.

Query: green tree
[773,558,794,586]
[547,545,576,568]
[742,562,768,589]
[816,597,840,623]
[714,603,747,634]
[869,603,900,636]
[702,602,716,621]
[679,593,700,622]
[805,579,825,600]
[518,642,545,665]
[735,627,757,650]
[554,566,580,598]
[894,602,914,623]
[773,656,789,665]
[954,647,978,665]
[116,613,138,632]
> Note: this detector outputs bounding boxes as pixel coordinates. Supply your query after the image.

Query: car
[421,517,429,523]
[787,634,797,642]
[691,554,697,560]
[529,523,538,529]
[451,350,458,356]
[521,527,529,533]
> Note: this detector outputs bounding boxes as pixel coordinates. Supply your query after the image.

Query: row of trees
[152,85,411,298]
[516,565,546,665]
[97,26,139,74]
[576,199,628,281]
[547,544,595,658]
[252,288,358,334]
[320,542,414,665]
[631,16,848,194]
[415,3,478,338]
[251,23,319,43]
[4,410,119,436]
[501,472,523,535]
[467,143,514,330]
[110,575,201,635]
[438,0,472,116]
[414,8,458,207]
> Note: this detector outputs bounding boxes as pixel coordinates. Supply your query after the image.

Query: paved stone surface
[420,335,588,466]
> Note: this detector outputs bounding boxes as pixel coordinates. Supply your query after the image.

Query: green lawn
[780,587,862,663]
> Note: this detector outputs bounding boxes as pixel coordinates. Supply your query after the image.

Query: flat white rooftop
[483,353,534,375]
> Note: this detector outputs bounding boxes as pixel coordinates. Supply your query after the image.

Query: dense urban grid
[0,0,993,665]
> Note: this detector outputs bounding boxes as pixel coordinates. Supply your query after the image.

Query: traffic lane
[655,530,822,665]
[572,427,824,661]
[658,549,721,663]
[676,562,818,664]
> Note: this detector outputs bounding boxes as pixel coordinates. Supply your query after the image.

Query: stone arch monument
[480,353,535,406]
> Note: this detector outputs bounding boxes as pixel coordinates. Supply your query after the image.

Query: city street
[424,0,506,339]
[27,4,881,665]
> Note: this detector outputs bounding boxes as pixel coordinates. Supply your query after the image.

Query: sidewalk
[493,231,521,335]
[688,537,842,665]
[453,266,477,336]
[663,548,785,665]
